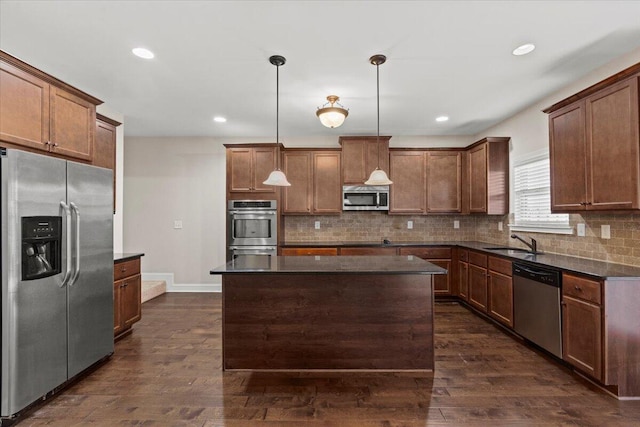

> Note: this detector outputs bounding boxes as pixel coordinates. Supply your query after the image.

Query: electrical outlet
[577,223,586,237]
[453,220,460,229]
[314,221,320,230]
[174,220,183,229]
[498,221,503,231]
[601,225,611,239]
[407,220,413,229]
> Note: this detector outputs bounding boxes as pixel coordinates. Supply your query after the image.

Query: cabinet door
[49,87,95,161]
[283,151,312,214]
[113,281,122,336]
[389,151,426,213]
[586,77,640,210]
[313,152,342,214]
[427,151,462,213]
[468,264,487,312]
[252,147,277,193]
[122,274,142,329]
[549,102,588,211]
[95,118,117,212]
[0,61,50,150]
[342,140,367,184]
[488,271,513,327]
[458,261,469,301]
[562,295,602,381]
[468,143,487,213]
[228,148,254,192]
[429,259,451,295]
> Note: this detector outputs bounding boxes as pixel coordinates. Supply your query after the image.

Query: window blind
[513,156,569,230]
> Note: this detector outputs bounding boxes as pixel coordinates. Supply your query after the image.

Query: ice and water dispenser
[21,216,62,280]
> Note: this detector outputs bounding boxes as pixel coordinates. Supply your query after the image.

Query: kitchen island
[210,255,446,371]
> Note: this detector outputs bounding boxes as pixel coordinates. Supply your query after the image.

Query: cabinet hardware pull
[53,143,58,147]
[44,141,50,146]
[574,285,582,291]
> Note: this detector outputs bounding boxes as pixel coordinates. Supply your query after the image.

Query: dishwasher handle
[513,262,561,287]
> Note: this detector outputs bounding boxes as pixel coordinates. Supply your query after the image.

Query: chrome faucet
[511,233,537,253]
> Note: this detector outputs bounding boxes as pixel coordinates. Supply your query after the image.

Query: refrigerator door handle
[59,201,72,287]
[69,202,81,286]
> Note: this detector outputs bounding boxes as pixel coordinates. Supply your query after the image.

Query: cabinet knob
[44,141,51,146]
[53,143,58,147]
[121,267,126,272]
[574,285,582,292]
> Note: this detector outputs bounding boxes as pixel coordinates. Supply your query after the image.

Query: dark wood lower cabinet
[340,247,398,256]
[468,264,488,311]
[562,295,603,381]
[114,257,142,339]
[488,271,513,327]
[458,261,469,301]
[280,247,338,256]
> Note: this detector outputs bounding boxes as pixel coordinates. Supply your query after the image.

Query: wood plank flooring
[16,293,640,426]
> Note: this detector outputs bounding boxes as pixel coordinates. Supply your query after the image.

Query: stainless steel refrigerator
[0,148,114,418]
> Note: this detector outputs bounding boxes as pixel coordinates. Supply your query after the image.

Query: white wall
[95,104,124,253]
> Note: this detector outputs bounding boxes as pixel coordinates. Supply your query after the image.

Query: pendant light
[263,55,291,186]
[316,95,349,128]
[364,54,393,186]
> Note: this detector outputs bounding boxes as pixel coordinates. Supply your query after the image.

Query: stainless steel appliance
[342,185,389,211]
[227,200,277,260]
[1,148,114,419]
[513,262,562,358]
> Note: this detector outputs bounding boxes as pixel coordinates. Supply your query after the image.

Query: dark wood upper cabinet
[225,144,277,196]
[467,137,510,215]
[95,114,120,212]
[0,50,101,162]
[545,64,640,212]
[389,150,426,214]
[282,149,341,215]
[427,151,463,213]
[339,136,390,185]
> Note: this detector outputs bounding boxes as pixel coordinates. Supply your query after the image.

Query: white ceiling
[2,1,640,139]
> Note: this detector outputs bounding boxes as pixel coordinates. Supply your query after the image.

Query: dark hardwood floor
[17,293,640,426]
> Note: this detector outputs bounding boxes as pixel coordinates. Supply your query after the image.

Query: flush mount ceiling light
[263,55,291,187]
[132,47,154,59]
[436,116,449,122]
[365,54,393,186]
[316,95,349,128]
[213,116,227,123]
[512,43,535,56]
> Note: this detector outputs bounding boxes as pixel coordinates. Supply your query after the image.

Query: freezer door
[1,150,68,417]
[66,161,114,378]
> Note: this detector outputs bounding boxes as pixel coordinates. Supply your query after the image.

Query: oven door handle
[229,246,277,251]
[228,210,276,215]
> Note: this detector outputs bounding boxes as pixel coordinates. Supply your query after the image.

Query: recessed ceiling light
[132,47,154,59]
[213,116,227,123]
[436,116,449,122]
[512,43,535,56]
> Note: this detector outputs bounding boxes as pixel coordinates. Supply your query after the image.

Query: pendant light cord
[276,62,280,170]
[376,61,380,169]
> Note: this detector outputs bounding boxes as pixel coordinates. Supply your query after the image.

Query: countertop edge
[114,253,145,263]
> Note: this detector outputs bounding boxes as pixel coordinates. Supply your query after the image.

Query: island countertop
[210,255,448,275]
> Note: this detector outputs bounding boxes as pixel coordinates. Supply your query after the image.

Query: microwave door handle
[376,192,380,208]
[59,201,72,288]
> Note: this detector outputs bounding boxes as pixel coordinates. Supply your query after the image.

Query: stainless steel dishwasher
[513,262,562,358]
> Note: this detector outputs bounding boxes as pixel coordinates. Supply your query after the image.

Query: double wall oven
[227,200,277,260]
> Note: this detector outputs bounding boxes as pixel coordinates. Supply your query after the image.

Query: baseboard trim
[141,273,220,293]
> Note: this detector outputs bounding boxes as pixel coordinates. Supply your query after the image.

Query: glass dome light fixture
[263,55,291,187]
[316,95,349,128]
[365,54,393,186]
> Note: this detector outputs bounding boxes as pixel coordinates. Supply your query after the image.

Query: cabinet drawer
[281,247,338,256]
[488,256,512,276]
[340,247,398,256]
[563,273,602,305]
[458,249,468,262]
[399,247,451,259]
[468,251,487,268]
[114,258,141,281]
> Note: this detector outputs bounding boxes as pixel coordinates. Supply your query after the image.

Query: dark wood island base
[212,255,446,372]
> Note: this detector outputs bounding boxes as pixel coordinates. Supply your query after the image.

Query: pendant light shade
[316,95,349,128]
[263,55,291,187]
[365,54,393,186]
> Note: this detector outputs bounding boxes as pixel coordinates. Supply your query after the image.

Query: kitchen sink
[482,247,543,255]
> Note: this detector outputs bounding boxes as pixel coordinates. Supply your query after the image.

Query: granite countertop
[281,240,640,279]
[211,255,448,275]
[114,253,145,263]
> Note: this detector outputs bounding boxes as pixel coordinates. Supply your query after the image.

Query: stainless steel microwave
[342,185,389,211]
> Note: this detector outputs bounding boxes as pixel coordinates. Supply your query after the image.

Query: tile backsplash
[284,212,640,267]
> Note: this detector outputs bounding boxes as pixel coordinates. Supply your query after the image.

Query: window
[510,152,571,234]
